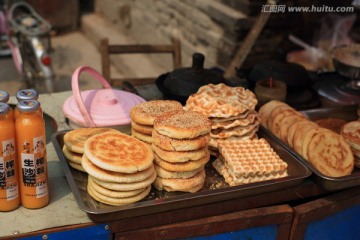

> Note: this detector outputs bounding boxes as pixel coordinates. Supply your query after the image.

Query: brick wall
[94,0,252,69]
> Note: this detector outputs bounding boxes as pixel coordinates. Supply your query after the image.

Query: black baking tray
[51,129,311,222]
[262,105,359,192]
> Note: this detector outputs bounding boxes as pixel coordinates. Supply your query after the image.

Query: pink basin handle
[71,66,112,127]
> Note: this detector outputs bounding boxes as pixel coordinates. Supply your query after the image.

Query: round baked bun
[152,130,210,151]
[130,100,183,126]
[153,169,206,193]
[63,127,118,154]
[84,131,154,173]
[153,110,211,139]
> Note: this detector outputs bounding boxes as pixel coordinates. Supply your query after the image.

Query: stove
[316,72,360,105]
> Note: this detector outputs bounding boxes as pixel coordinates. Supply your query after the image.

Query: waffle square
[217,138,288,178]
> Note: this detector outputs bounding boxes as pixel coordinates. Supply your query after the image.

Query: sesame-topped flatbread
[130,100,183,126]
[63,127,118,154]
[84,131,154,173]
[153,110,212,139]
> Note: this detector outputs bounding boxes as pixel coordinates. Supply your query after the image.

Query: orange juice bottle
[15,100,49,209]
[0,103,20,211]
[14,89,42,119]
[0,90,14,121]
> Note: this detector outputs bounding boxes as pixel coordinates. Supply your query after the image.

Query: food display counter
[1,91,360,240]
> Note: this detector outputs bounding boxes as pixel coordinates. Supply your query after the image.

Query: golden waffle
[185,83,257,118]
[153,110,211,139]
[63,127,118,154]
[209,134,258,149]
[217,138,288,178]
[212,158,288,187]
[210,118,259,139]
[84,131,154,173]
[211,111,258,130]
[209,110,250,123]
[130,100,183,126]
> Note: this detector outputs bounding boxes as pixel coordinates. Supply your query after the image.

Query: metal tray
[263,105,359,192]
[51,129,311,222]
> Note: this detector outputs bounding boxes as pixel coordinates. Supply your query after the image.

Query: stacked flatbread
[130,100,183,144]
[212,138,288,186]
[185,83,260,155]
[152,110,212,193]
[82,131,156,206]
[341,120,360,168]
[62,128,118,172]
[259,100,354,177]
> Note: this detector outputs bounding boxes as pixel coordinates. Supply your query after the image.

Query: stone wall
[94,0,251,69]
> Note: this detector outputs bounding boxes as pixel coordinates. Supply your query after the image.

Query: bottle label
[0,138,18,201]
[21,136,47,198]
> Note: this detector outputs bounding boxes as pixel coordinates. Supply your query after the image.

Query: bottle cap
[0,102,10,114]
[16,89,39,101]
[17,100,40,112]
[0,91,10,103]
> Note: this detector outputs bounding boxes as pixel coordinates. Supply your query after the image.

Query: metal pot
[332,44,360,89]
[156,52,225,104]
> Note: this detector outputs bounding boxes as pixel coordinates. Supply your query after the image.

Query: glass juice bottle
[14,89,42,119]
[0,103,20,211]
[15,100,49,209]
[0,90,14,121]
